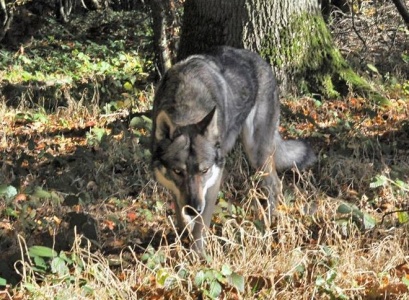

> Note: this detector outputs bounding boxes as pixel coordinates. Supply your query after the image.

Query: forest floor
[1,2,409,299]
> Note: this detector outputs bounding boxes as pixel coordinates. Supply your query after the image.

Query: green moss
[322,74,340,98]
[260,11,387,103]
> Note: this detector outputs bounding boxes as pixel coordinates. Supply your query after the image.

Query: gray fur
[151,46,316,252]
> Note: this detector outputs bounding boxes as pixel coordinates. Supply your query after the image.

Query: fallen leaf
[127,211,137,222]
[14,193,27,202]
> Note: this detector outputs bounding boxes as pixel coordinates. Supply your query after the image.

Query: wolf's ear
[155,111,176,140]
[197,106,218,141]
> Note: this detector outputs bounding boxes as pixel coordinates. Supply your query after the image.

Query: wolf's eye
[173,168,183,175]
[201,167,210,174]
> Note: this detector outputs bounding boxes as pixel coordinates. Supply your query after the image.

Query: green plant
[370,175,409,192]
[336,202,376,230]
[86,127,107,145]
[370,175,409,225]
[28,246,71,277]
[21,243,97,297]
[194,265,244,299]
[315,268,348,299]
[0,184,18,201]
[0,276,6,286]
[140,246,166,270]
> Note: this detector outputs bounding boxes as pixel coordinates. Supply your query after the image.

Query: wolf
[151,46,315,252]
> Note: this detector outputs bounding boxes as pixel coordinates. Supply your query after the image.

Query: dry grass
[12,175,409,299]
[7,93,409,298]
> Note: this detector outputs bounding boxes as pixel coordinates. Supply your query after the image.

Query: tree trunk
[177,0,385,102]
[149,0,182,75]
[0,0,13,43]
[391,0,409,29]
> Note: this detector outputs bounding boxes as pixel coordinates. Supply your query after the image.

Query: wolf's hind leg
[259,155,283,213]
[241,106,283,218]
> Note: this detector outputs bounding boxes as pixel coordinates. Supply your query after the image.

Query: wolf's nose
[184,205,202,216]
[196,206,202,214]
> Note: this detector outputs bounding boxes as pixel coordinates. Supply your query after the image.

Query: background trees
[1,0,407,99]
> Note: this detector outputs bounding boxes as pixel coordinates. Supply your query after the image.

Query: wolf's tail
[273,135,316,172]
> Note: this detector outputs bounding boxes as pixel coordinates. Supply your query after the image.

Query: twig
[349,0,367,53]
[380,209,409,225]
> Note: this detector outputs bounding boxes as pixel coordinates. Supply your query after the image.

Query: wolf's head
[152,107,225,228]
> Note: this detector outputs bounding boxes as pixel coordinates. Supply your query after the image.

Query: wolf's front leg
[190,174,222,253]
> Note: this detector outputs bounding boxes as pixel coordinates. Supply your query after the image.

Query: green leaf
[21,71,33,81]
[23,283,38,292]
[94,127,107,142]
[337,202,376,230]
[81,284,94,296]
[213,270,225,283]
[337,202,362,217]
[0,184,18,200]
[58,251,73,264]
[0,277,7,286]
[336,203,353,214]
[194,270,205,287]
[402,275,409,287]
[221,264,232,276]
[129,116,151,129]
[362,212,376,229]
[177,267,188,279]
[123,81,133,91]
[51,257,69,276]
[141,115,152,124]
[97,61,111,74]
[156,268,170,286]
[367,63,379,74]
[325,269,337,284]
[19,55,32,65]
[33,111,48,123]
[315,276,325,286]
[29,245,58,258]
[140,253,151,262]
[397,211,409,224]
[32,187,52,199]
[33,256,47,271]
[204,270,215,281]
[394,180,409,190]
[90,127,106,142]
[5,207,18,218]
[228,272,245,292]
[208,280,222,299]
[141,209,153,221]
[14,112,29,122]
[370,175,388,189]
[31,187,61,203]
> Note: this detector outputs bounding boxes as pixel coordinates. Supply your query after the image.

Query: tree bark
[177,0,385,102]
[150,0,181,75]
[55,0,73,23]
[0,0,13,43]
[391,0,409,29]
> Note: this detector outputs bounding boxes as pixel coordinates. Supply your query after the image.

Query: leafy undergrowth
[1,5,409,300]
[2,89,409,299]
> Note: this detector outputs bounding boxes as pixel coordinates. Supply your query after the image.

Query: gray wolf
[151,46,315,252]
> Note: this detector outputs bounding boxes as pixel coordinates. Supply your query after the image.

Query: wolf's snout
[183,203,203,216]
[184,206,198,216]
